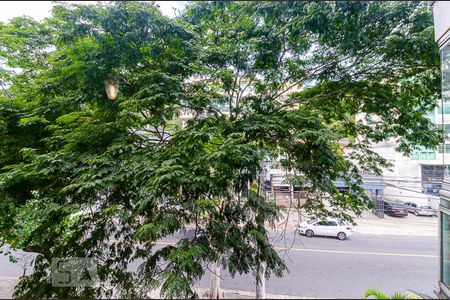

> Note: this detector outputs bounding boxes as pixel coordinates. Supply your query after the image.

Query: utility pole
[270,174,274,203]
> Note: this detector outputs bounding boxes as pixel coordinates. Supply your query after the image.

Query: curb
[195,288,318,299]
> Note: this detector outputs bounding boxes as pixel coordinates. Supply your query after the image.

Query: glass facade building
[440,44,450,298]
[433,1,450,297]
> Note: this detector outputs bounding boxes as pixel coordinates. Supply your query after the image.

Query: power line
[383,182,440,195]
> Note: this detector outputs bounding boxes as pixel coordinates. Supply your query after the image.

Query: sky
[0,1,187,22]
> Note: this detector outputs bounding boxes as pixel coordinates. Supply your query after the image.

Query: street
[193,232,439,298]
[0,231,438,299]
[0,0,448,298]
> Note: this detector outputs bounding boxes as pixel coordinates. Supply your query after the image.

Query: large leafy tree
[0,1,440,299]
[182,0,441,216]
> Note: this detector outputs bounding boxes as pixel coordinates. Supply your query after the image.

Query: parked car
[404,202,418,214]
[432,208,439,217]
[297,218,352,240]
[413,205,436,217]
[383,201,408,217]
[404,202,438,217]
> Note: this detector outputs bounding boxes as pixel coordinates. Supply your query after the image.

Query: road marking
[153,242,437,258]
[273,246,437,258]
[155,241,176,246]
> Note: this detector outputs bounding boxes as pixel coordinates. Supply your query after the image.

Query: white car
[414,205,436,217]
[297,219,352,240]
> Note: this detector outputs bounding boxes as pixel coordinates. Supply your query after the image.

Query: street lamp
[104,77,118,100]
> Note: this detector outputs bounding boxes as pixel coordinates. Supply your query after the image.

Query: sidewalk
[195,288,317,299]
[353,210,437,236]
[1,278,315,299]
[265,210,438,236]
[0,277,17,299]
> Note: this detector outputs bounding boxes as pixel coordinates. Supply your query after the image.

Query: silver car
[414,205,436,216]
[404,202,438,217]
[404,202,418,214]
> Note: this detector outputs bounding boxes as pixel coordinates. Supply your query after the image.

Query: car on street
[297,218,352,240]
[404,202,418,214]
[413,205,436,217]
[383,201,408,217]
[404,202,438,217]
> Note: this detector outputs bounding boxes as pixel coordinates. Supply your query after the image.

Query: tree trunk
[255,261,266,299]
[255,160,267,299]
[22,245,42,254]
[209,260,222,299]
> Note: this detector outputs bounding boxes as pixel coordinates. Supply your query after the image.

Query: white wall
[433,1,450,49]
[371,141,441,209]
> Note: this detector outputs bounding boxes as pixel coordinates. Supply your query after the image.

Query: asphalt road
[194,232,439,299]
[0,232,438,299]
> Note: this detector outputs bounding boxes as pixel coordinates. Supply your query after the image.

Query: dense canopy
[0,1,440,298]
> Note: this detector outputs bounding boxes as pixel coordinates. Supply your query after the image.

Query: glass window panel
[439,103,450,114]
[439,144,450,153]
[437,124,450,134]
[443,199,450,210]
[412,147,436,160]
[443,46,450,179]
[442,212,450,287]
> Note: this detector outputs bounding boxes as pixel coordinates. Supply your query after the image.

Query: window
[439,103,450,115]
[439,144,450,154]
[442,212,450,288]
[436,17,450,298]
[422,165,444,183]
[314,221,327,226]
[412,147,436,160]
[444,46,450,179]
[328,221,338,226]
[438,124,450,134]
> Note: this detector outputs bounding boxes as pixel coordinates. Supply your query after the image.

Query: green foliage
[0,1,440,299]
[364,288,419,299]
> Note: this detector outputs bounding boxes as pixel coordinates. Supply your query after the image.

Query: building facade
[360,110,443,210]
[433,1,450,298]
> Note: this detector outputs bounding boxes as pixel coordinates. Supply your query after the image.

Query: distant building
[357,111,442,209]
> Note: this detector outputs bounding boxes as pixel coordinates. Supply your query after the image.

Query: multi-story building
[362,3,450,217]
[359,107,444,210]
[432,1,450,298]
